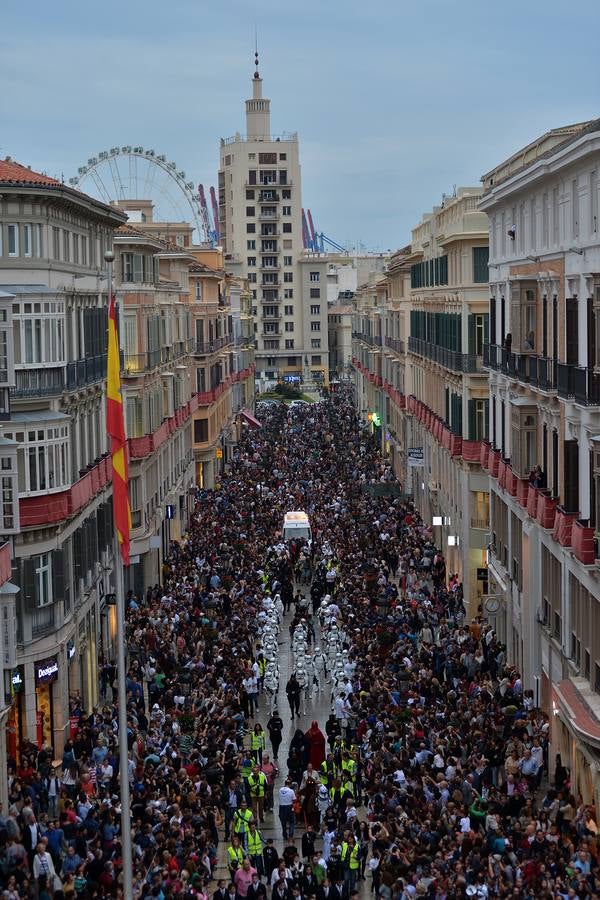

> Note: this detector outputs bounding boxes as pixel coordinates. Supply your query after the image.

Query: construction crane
[306,209,317,251]
[301,208,311,250]
[302,208,347,254]
[198,184,218,246]
[209,186,220,244]
[316,233,347,254]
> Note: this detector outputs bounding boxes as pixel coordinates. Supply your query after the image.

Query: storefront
[6,667,24,763]
[34,656,59,749]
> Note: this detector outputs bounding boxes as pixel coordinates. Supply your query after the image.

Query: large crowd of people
[1,388,598,899]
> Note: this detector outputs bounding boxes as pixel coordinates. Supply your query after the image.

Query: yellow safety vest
[247,830,264,856]
[227,846,244,867]
[258,659,266,677]
[233,808,252,833]
[251,733,266,752]
[341,842,360,870]
[248,772,266,797]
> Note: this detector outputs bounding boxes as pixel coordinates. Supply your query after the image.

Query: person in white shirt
[32,843,58,885]
[278,780,296,839]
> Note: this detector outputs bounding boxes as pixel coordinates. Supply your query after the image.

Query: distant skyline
[2,0,599,249]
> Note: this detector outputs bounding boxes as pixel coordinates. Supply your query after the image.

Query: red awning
[241,408,261,429]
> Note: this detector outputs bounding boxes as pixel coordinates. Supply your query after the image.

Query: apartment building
[0,158,126,760]
[113,225,196,596]
[218,54,328,386]
[352,192,491,613]
[480,119,600,807]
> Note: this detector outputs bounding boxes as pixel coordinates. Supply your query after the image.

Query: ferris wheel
[69,146,218,245]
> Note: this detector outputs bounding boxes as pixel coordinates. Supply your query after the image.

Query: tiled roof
[0,158,62,186]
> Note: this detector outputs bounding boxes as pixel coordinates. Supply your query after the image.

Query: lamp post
[378,305,386,459]
[104,249,134,899]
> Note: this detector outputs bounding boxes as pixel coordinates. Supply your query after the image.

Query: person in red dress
[305,720,326,769]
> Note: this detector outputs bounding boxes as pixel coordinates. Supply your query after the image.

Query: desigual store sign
[35,657,59,684]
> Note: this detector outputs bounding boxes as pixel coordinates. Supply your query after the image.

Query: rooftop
[481,119,599,191]
[0,158,61,187]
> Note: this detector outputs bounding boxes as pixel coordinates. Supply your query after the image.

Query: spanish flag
[107,294,131,566]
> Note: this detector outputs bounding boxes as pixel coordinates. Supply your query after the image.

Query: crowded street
[2,389,598,899]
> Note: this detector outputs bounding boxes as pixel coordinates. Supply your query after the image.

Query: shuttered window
[473,247,489,283]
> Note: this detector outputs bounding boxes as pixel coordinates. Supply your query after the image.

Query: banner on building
[407,447,424,467]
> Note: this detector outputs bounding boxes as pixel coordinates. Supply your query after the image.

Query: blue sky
[2,0,599,249]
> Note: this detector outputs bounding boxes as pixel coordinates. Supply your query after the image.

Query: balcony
[19,454,112,527]
[259,211,279,221]
[66,354,108,390]
[385,336,405,354]
[31,603,55,638]
[13,367,66,398]
[557,364,600,406]
[195,335,232,355]
[408,336,483,374]
[471,516,489,530]
[483,344,557,391]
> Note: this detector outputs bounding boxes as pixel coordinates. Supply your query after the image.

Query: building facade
[352,191,491,614]
[0,158,127,760]
[218,55,328,386]
[480,119,600,808]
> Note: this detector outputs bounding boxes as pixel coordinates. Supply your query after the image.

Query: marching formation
[2,388,598,900]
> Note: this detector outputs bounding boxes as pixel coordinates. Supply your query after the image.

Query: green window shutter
[52,549,65,604]
[484,399,489,441]
[445,387,450,423]
[22,558,37,611]
[483,313,489,345]
[473,247,489,283]
[468,315,476,356]
[468,399,476,440]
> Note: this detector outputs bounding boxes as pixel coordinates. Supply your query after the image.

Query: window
[310,288,320,298]
[122,252,153,284]
[285,322,294,332]
[246,190,255,200]
[282,190,291,199]
[247,257,256,266]
[283,206,291,215]
[468,398,488,441]
[572,179,579,239]
[279,170,288,185]
[284,305,294,315]
[248,272,257,283]
[284,289,293,299]
[283,272,293,283]
[72,233,79,264]
[62,229,70,262]
[264,339,279,349]
[81,235,87,265]
[472,247,488,283]
[311,339,321,349]
[285,339,294,349]
[246,223,256,233]
[283,256,292,266]
[7,224,18,257]
[510,405,537,478]
[0,462,16,531]
[13,299,65,366]
[282,223,292,233]
[310,304,320,315]
[15,422,70,495]
[194,419,208,443]
[248,153,255,161]
[246,207,255,216]
[279,153,287,161]
[247,240,256,250]
[263,256,278,268]
[22,224,32,257]
[259,152,277,164]
[310,271,320,282]
[311,355,321,365]
[310,322,321,332]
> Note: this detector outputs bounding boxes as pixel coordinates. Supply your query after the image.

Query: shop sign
[216,448,223,459]
[35,657,59,684]
[11,669,23,692]
[407,447,424,467]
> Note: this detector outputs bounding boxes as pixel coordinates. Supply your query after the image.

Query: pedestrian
[267,710,284,760]
[278,778,297,840]
[286,673,301,720]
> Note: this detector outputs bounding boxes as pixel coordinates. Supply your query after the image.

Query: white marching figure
[295,663,311,715]
[312,646,327,693]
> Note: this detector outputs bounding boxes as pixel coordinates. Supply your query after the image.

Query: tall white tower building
[218,53,328,385]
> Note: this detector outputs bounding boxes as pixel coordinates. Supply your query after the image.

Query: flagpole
[105,250,134,899]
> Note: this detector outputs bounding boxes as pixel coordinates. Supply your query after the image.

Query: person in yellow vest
[340,835,360,891]
[248,764,268,824]
[257,653,267,692]
[320,752,337,787]
[246,821,265,876]
[232,799,253,851]
[341,751,357,791]
[251,724,266,764]
[226,834,246,881]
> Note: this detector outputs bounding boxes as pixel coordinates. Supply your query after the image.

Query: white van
[283,510,312,544]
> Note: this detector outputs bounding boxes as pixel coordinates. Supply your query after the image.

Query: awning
[241,408,261,429]
[554,678,600,748]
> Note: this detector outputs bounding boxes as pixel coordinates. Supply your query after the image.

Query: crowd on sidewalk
[0,389,598,899]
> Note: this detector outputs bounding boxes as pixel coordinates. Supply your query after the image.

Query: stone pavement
[213,596,373,895]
